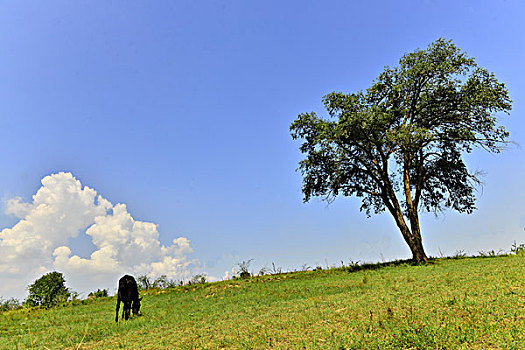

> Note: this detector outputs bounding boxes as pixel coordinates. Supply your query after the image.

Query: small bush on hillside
[452,250,467,259]
[189,274,207,285]
[88,289,109,298]
[258,266,269,276]
[511,241,525,255]
[237,259,253,279]
[0,297,21,312]
[137,275,178,290]
[25,271,71,308]
[152,275,169,288]
[478,249,505,258]
[137,275,152,291]
[341,260,361,272]
[300,264,311,272]
[271,262,282,274]
[152,275,178,289]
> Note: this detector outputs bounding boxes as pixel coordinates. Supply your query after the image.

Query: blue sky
[0,1,524,297]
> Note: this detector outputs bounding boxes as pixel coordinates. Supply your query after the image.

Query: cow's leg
[115,297,120,322]
[131,299,137,316]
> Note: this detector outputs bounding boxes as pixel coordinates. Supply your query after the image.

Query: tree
[26,271,71,307]
[290,39,511,262]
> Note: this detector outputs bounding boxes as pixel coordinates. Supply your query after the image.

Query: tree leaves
[290,38,511,235]
[26,271,71,308]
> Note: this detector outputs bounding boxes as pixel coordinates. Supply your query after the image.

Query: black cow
[115,275,142,322]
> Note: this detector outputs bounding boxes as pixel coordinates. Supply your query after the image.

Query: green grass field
[1,255,524,349]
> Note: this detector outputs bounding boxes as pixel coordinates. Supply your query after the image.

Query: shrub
[0,297,21,312]
[138,275,178,290]
[189,274,207,285]
[237,259,253,279]
[26,271,71,308]
[511,241,525,255]
[478,250,503,258]
[258,266,269,276]
[88,289,109,298]
[300,264,311,272]
[152,275,177,289]
[271,262,282,274]
[137,275,152,291]
[452,250,467,259]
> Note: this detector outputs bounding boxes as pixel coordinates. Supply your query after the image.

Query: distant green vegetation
[25,272,71,308]
[1,255,524,349]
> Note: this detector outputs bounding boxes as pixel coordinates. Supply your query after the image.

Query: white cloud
[0,172,198,299]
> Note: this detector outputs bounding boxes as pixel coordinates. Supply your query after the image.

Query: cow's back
[118,275,138,301]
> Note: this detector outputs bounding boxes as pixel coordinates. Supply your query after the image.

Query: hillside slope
[2,256,524,349]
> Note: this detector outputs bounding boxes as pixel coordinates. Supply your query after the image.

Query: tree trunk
[384,190,429,263]
[381,163,429,263]
[398,219,428,263]
[402,156,428,263]
[406,229,428,263]
[406,202,428,263]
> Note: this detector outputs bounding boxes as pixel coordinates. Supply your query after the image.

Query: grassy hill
[1,255,524,349]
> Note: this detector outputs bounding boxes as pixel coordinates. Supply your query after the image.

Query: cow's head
[132,296,142,316]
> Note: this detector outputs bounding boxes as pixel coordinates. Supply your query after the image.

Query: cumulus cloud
[0,172,197,298]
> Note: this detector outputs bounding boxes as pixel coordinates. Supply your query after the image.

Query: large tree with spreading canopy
[290,39,511,262]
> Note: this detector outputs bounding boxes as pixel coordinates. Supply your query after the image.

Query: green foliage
[478,249,506,258]
[0,297,21,312]
[25,271,71,308]
[2,255,524,349]
[137,275,152,291]
[258,266,269,276]
[452,249,468,258]
[237,259,253,279]
[290,38,511,262]
[291,38,510,213]
[189,274,207,285]
[152,275,178,289]
[88,289,109,298]
[137,274,179,290]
